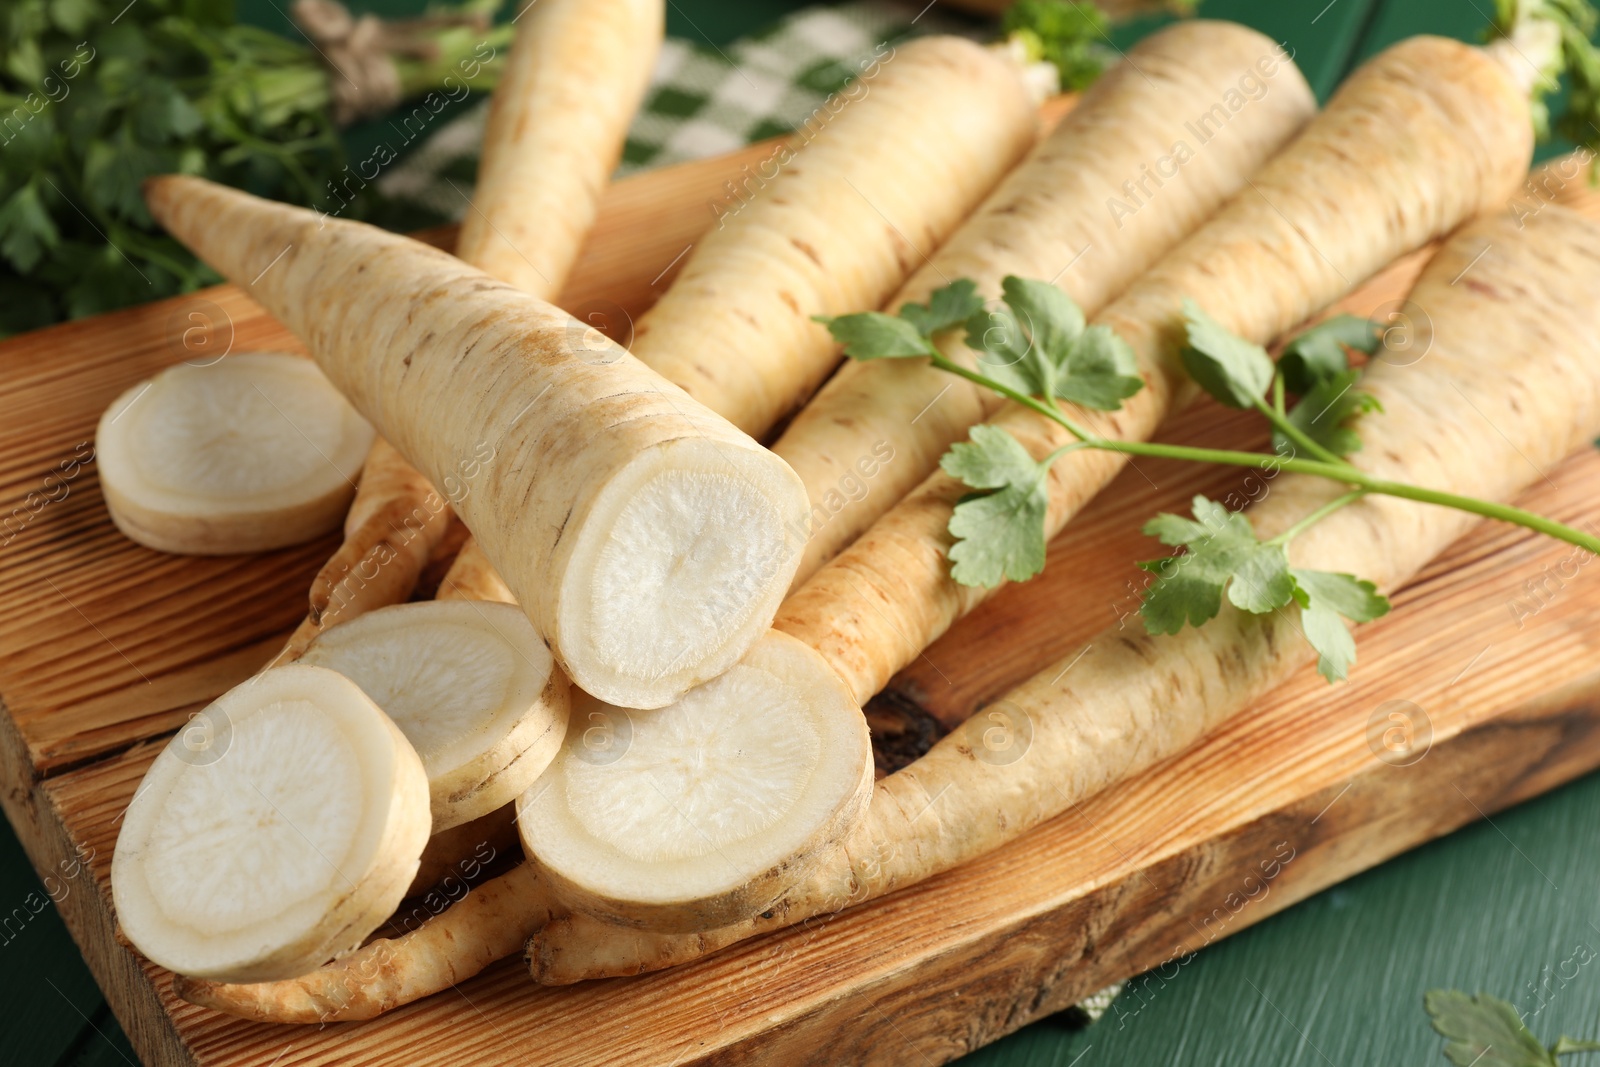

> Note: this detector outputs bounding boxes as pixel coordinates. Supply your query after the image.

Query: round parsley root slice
[517,631,871,932]
[96,352,374,555]
[111,664,430,983]
[299,601,569,832]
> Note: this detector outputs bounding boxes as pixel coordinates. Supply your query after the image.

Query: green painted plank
[1110,0,1382,99]
[955,769,1600,1065]
[0,823,111,1067]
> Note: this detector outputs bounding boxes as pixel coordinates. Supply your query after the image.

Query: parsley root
[772,20,1315,586]
[628,36,1039,439]
[285,0,660,654]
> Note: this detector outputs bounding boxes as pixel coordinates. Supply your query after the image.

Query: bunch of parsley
[0,0,498,336]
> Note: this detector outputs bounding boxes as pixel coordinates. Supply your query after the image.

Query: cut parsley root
[298,601,568,832]
[630,36,1038,439]
[772,19,1315,587]
[784,32,1535,706]
[96,353,373,555]
[516,631,872,932]
[519,203,1600,982]
[284,0,655,657]
[145,177,810,710]
[113,664,431,983]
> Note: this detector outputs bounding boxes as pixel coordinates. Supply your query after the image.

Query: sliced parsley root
[517,201,1600,986]
[517,631,872,932]
[772,20,1315,587]
[785,32,1536,707]
[113,665,431,983]
[145,177,809,711]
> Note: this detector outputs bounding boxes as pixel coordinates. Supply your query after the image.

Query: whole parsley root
[524,203,1600,982]
[771,20,1315,587]
[144,176,808,710]
[628,35,1040,440]
[784,32,1534,706]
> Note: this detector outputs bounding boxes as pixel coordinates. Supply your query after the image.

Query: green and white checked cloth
[376,0,980,218]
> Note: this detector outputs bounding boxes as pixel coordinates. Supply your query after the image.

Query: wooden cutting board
[4,118,1600,1065]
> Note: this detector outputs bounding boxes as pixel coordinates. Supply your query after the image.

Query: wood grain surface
[2,120,1598,1067]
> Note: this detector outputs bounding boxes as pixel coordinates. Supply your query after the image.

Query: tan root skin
[438,536,517,604]
[775,20,1316,587]
[96,352,373,555]
[630,35,1037,438]
[299,601,570,832]
[113,665,431,983]
[517,631,872,932]
[456,0,662,298]
[278,437,456,662]
[407,803,519,898]
[144,177,809,710]
[780,33,1534,707]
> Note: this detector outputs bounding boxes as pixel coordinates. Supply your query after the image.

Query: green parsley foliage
[1180,299,1275,408]
[963,275,1142,408]
[1138,495,1389,680]
[1274,368,1383,457]
[1001,0,1112,91]
[821,275,1144,413]
[820,310,936,361]
[1426,989,1600,1066]
[1278,313,1380,395]
[941,425,1052,587]
[0,0,501,336]
[898,277,983,337]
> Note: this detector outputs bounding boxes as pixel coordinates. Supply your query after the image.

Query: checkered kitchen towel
[376,0,980,218]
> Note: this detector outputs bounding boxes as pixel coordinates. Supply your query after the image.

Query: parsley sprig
[1427,989,1600,1066]
[818,276,1600,683]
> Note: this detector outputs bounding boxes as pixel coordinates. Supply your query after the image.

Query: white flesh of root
[556,438,804,709]
[112,664,430,982]
[517,631,871,932]
[300,601,569,832]
[96,352,373,554]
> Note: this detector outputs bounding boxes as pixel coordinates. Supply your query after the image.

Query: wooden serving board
[4,122,1600,1066]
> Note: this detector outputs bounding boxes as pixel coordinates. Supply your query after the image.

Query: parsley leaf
[1278,314,1380,395]
[1181,300,1275,408]
[963,275,1142,410]
[1273,368,1383,457]
[1424,989,1591,1067]
[1137,496,1390,680]
[1138,496,1294,633]
[1290,569,1389,682]
[1426,990,1554,1066]
[942,425,1051,588]
[899,278,984,337]
[1059,324,1144,409]
[817,311,937,360]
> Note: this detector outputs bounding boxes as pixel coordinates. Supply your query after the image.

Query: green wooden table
[12,2,1595,1063]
